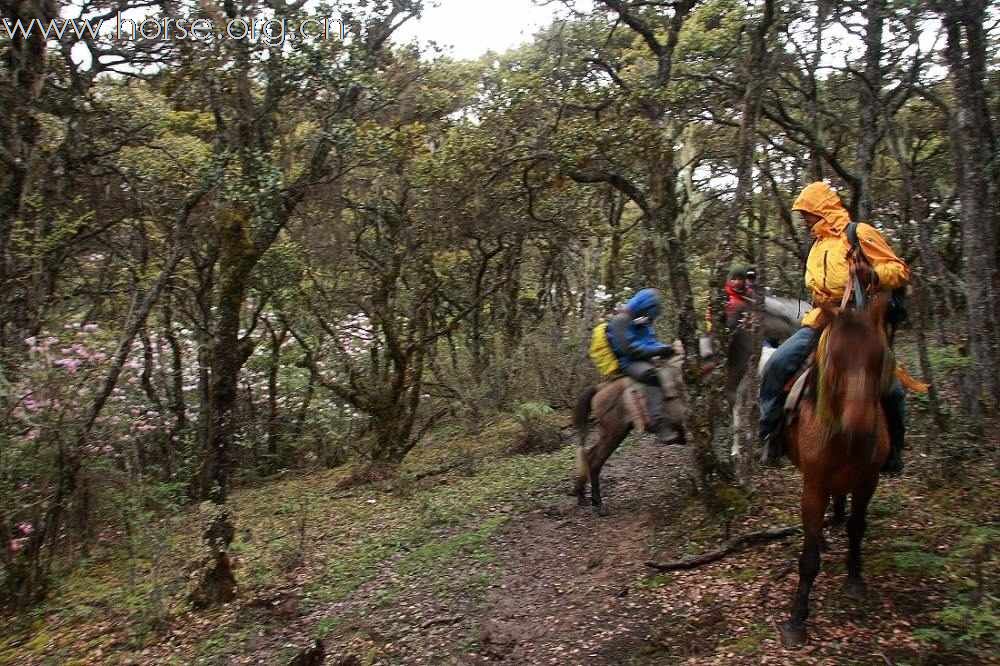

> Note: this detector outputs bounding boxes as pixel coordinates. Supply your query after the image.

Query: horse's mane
[814,294,891,433]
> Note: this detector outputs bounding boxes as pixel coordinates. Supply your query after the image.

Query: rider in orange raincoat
[759,182,910,475]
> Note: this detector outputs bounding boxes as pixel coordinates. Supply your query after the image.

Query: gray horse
[724,295,811,404]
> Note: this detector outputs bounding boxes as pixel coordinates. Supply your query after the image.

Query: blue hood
[626,288,662,320]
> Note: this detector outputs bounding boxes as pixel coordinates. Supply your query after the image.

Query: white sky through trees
[393,0,575,60]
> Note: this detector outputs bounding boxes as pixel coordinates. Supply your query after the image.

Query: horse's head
[816,296,890,438]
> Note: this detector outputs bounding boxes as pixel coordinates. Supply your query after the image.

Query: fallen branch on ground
[645,525,802,571]
[411,461,467,482]
[420,615,463,629]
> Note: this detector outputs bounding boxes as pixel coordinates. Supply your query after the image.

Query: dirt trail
[281,437,689,665]
[468,440,688,665]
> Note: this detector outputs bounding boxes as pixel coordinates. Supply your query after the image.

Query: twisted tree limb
[646,525,802,571]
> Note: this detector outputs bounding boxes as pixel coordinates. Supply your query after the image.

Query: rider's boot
[881,391,905,477]
[643,384,677,444]
[759,429,784,467]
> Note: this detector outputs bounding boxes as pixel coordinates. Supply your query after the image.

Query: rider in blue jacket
[606,288,675,439]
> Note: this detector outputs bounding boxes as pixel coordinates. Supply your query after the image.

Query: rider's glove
[644,344,674,360]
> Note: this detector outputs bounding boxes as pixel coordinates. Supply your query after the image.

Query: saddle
[602,365,685,434]
[622,381,684,443]
[597,339,687,434]
[782,354,815,425]
[626,368,686,433]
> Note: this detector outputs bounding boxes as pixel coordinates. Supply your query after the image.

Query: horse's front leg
[843,482,876,600]
[781,486,828,647]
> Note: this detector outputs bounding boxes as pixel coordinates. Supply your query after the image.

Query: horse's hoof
[592,505,609,517]
[843,577,867,601]
[778,621,807,647]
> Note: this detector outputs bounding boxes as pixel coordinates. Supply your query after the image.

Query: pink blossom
[9,538,28,553]
[54,358,82,373]
[24,336,37,347]
[16,522,33,535]
[82,323,99,333]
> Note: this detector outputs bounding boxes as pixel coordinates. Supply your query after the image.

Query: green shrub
[509,402,563,455]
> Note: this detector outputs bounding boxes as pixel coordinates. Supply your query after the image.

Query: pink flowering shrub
[2,323,174,602]
[3,310,356,604]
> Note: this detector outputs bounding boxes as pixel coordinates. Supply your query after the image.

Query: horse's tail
[574,385,599,447]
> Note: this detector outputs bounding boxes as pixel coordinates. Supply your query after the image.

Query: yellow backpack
[589,321,620,377]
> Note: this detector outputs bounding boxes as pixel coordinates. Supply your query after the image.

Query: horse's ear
[869,291,890,326]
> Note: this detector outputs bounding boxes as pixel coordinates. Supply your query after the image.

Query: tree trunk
[911,277,946,432]
[722,0,775,483]
[264,320,286,470]
[806,1,830,181]
[604,191,624,306]
[853,0,885,221]
[940,0,999,418]
[162,289,186,480]
[199,207,257,503]
[0,0,58,348]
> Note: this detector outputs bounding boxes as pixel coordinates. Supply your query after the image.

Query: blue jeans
[758,326,906,447]
[759,327,820,438]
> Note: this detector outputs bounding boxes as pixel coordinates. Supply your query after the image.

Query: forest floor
[1,415,997,665]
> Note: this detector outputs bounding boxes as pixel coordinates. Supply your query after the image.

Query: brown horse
[779,293,892,646]
[572,343,688,516]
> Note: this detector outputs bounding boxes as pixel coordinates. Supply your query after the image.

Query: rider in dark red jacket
[724,266,754,329]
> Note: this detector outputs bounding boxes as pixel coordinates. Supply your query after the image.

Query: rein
[842,245,869,311]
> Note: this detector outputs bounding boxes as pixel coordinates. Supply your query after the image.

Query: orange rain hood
[792,182,851,237]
